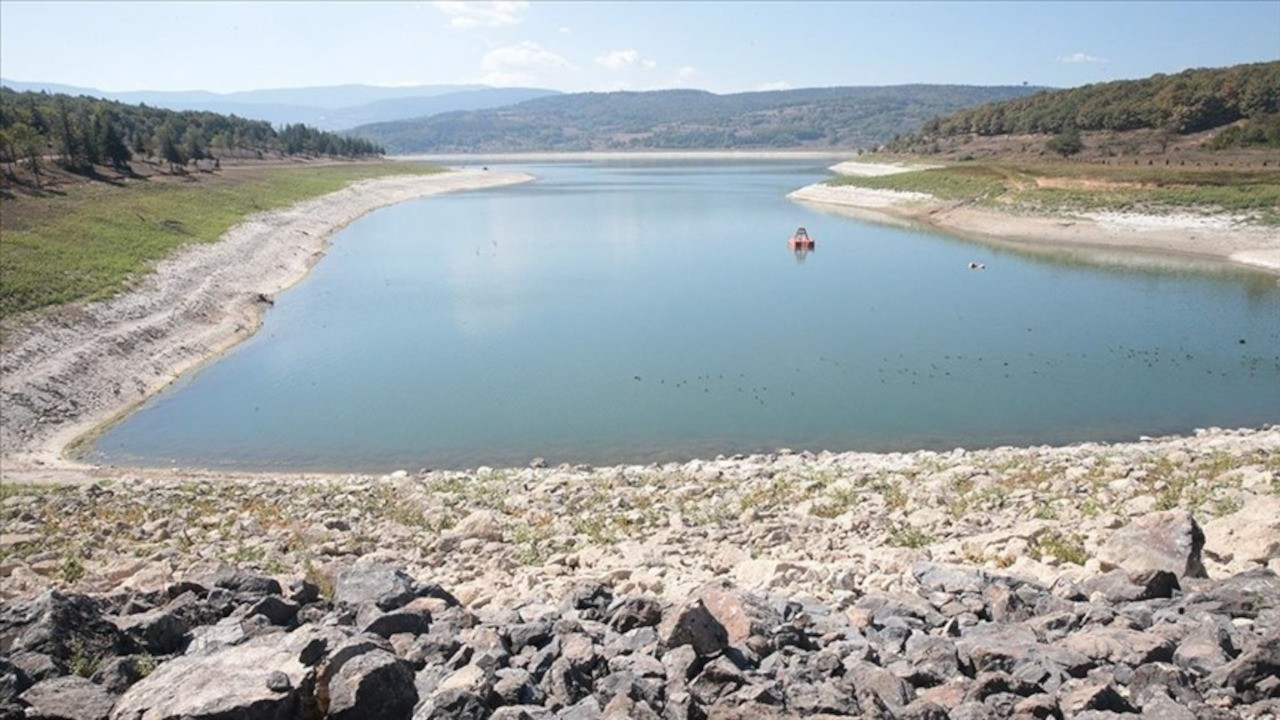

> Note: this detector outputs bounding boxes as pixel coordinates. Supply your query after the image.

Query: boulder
[111,608,188,655]
[210,568,282,596]
[1061,628,1175,667]
[0,591,134,665]
[1096,510,1207,579]
[110,626,339,720]
[334,563,421,612]
[604,596,661,634]
[657,599,729,657]
[695,581,779,655]
[326,648,418,720]
[1202,495,1280,572]
[19,675,116,720]
[1081,569,1178,603]
[446,510,505,543]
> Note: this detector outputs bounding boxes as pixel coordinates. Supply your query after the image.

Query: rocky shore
[2,425,1277,717]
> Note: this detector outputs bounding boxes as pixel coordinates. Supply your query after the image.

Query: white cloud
[483,41,571,71]
[756,81,793,91]
[433,1,529,29]
[480,41,572,85]
[595,49,657,70]
[558,26,572,35]
[1058,52,1108,64]
[677,66,697,80]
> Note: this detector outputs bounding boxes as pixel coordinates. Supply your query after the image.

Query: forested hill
[0,87,383,176]
[350,85,1045,153]
[913,61,1280,140]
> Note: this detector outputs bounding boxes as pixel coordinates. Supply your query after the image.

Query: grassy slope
[0,163,443,322]
[827,161,1280,222]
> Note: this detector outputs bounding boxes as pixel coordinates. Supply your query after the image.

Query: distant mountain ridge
[0,79,561,130]
[349,84,1047,153]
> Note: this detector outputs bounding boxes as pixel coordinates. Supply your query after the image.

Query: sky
[2,1,1278,94]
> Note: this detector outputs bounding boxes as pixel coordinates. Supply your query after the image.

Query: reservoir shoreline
[788,162,1280,276]
[2,156,1275,484]
[0,169,534,475]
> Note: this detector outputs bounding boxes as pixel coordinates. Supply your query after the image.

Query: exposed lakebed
[89,160,1280,470]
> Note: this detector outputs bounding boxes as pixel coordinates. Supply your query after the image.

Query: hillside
[0,87,384,193]
[0,79,561,131]
[890,61,1280,155]
[350,84,1045,153]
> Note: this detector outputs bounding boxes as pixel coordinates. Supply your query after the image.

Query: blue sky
[2,1,1277,94]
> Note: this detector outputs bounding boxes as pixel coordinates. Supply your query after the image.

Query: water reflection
[89,161,1280,472]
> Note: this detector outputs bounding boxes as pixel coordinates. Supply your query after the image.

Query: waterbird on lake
[968,262,986,270]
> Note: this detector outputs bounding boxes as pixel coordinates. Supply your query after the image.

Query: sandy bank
[789,164,1280,276]
[0,170,534,472]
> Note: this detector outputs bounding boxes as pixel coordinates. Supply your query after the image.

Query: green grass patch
[0,162,444,321]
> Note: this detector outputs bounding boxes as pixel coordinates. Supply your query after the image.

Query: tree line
[0,87,383,181]
[890,61,1280,149]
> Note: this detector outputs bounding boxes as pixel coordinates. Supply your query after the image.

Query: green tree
[1046,126,1083,157]
[8,123,44,185]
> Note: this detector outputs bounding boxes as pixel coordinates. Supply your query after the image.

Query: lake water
[89,160,1280,471]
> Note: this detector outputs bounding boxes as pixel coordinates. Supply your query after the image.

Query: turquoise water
[90,161,1280,471]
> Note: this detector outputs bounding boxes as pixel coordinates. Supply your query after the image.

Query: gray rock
[358,603,432,639]
[244,595,301,626]
[327,648,418,720]
[335,563,420,611]
[89,655,149,694]
[5,651,63,685]
[898,699,950,720]
[1172,620,1236,674]
[848,660,915,710]
[556,695,602,720]
[605,596,662,634]
[1182,567,1280,618]
[110,625,336,720]
[508,620,554,653]
[784,681,859,716]
[494,667,542,705]
[1062,627,1175,667]
[491,706,554,720]
[660,643,700,686]
[415,688,489,719]
[1057,678,1135,715]
[210,568,282,596]
[1205,632,1280,702]
[601,693,661,720]
[657,599,729,657]
[1141,695,1196,720]
[688,656,745,707]
[913,562,988,594]
[0,658,28,704]
[1096,510,1207,579]
[1010,693,1060,719]
[562,583,614,622]
[19,676,116,720]
[1081,569,1178,603]
[0,591,133,666]
[112,607,188,655]
[696,582,779,657]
